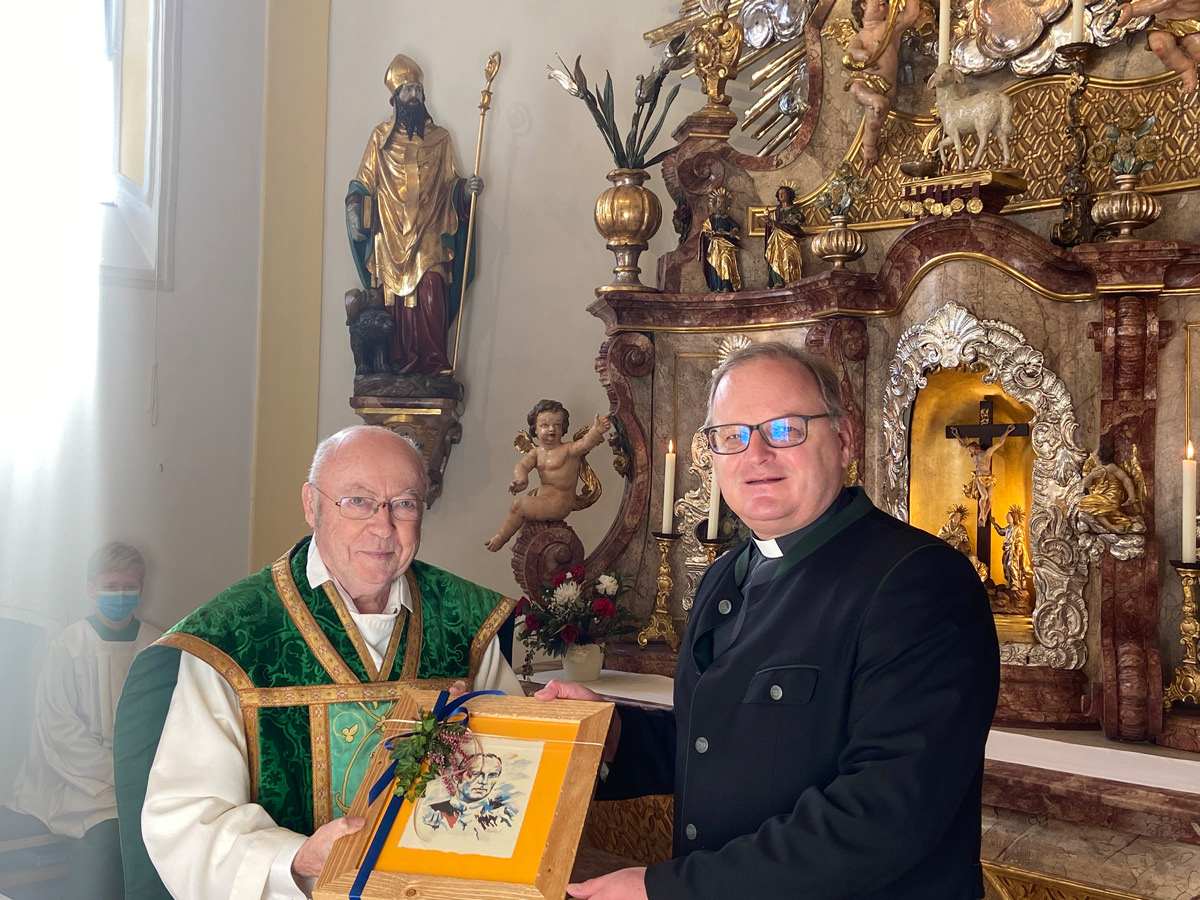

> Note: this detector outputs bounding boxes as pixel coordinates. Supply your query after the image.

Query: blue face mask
[96,592,140,622]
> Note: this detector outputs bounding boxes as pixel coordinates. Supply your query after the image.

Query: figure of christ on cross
[946,397,1030,570]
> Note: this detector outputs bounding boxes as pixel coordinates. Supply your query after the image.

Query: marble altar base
[1158,704,1200,753]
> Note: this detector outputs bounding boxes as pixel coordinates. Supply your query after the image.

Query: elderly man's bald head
[308,426,426,493]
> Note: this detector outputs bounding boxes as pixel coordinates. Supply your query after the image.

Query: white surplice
[10,617,162,837]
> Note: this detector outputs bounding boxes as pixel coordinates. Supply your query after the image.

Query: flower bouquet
[517,567,634,675]
[1087,110,1161,178]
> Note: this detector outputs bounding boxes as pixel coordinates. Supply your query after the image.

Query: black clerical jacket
[604,488,1000,899]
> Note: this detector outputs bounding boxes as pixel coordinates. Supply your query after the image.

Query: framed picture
[315,689,613,900]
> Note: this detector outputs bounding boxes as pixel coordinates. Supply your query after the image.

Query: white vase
[561,643,604,682]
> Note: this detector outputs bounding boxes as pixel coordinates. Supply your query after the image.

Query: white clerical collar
[752,537,783,558]
[305,537,410,615]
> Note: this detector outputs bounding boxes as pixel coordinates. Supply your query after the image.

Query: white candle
[707,469,721,540]
[1070,0,1085,43]
[938,0,951,65]
[1184,442,1197,564]
[661,440,676,534]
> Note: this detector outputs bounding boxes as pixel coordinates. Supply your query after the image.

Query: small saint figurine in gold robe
[764,184,805,287]
[1077,453,1143,533]
[700,188,743,292]
[485,400,610,552]
[1116,0,1200,93]
[936,504,989,581]
[992,505,1033,596]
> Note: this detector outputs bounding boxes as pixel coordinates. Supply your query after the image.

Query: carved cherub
[1115,0,1200,93]
[484,400,609,552]
[842,0,924,166]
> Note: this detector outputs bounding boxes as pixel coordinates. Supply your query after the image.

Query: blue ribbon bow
[349,689,503,899]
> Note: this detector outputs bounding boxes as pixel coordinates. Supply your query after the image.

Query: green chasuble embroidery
[161,538,512,833]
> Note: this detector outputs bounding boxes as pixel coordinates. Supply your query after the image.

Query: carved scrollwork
[511,520,585,603]
[586,334,654,577]
[882,301,1091,669]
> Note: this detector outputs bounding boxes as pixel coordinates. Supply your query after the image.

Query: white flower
[553,581,581,605]
[596,574,619,596]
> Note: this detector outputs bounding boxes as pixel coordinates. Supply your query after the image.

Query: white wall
[319,0,681,597]
[99,0,265,630]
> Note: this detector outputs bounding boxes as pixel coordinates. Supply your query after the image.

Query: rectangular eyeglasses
[308,483,424,520]
[702,414,831,455]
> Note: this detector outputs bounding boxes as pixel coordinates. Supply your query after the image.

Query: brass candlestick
[1165,561,1200,708]
[639,532,681,651]
[699,536,722,567]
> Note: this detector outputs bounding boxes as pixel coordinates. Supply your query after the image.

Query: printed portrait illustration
[398,735,542,858]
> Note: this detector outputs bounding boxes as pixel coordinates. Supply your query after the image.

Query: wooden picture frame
[314,689,613,900]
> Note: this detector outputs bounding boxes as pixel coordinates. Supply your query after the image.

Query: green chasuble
[113,538,515,900]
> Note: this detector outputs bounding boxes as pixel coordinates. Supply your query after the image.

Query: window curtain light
[0,1,109,626]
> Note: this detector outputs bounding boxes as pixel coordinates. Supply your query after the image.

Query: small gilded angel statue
[1076,452,1145,534]
[484,400,610,552]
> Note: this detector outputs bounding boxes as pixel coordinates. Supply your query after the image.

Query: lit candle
[661,440,676,534]
[938,0,951,65]
[707,469,721,540]
[1070,0,1085,43]
[1184,441,1197,564]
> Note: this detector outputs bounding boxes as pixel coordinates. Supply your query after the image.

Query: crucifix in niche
[945,396,1030,568]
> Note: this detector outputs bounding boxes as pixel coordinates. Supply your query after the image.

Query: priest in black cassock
[539,342,1000,900]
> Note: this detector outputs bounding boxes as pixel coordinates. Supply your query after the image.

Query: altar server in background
[8,541,162,900]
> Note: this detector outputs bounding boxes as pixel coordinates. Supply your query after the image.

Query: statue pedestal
[900,168,1028,219]
[671,107,736,142]
[350,393,462,506]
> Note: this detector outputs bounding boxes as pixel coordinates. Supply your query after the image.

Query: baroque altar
[567,0,1200,896]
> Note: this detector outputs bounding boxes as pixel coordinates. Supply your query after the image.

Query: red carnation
[523,614,542,632]
[592,598,617,618]
[560,623,579,644]
[569,565,586,581]
[515,596,530,615]
[551,572,568,588]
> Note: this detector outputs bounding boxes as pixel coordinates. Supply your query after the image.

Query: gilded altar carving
[1074,450,1147,561]
[983,862,1151,900]
[797,73,1200,232]
[881,301,1091,668]
[676,429,719,612]
[583,795,674,867]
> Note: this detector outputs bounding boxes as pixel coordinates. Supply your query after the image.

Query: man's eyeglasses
[702,414,831,455]
[308,483,424,521]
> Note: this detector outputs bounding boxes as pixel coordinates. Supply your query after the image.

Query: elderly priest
[114,425,521,900]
